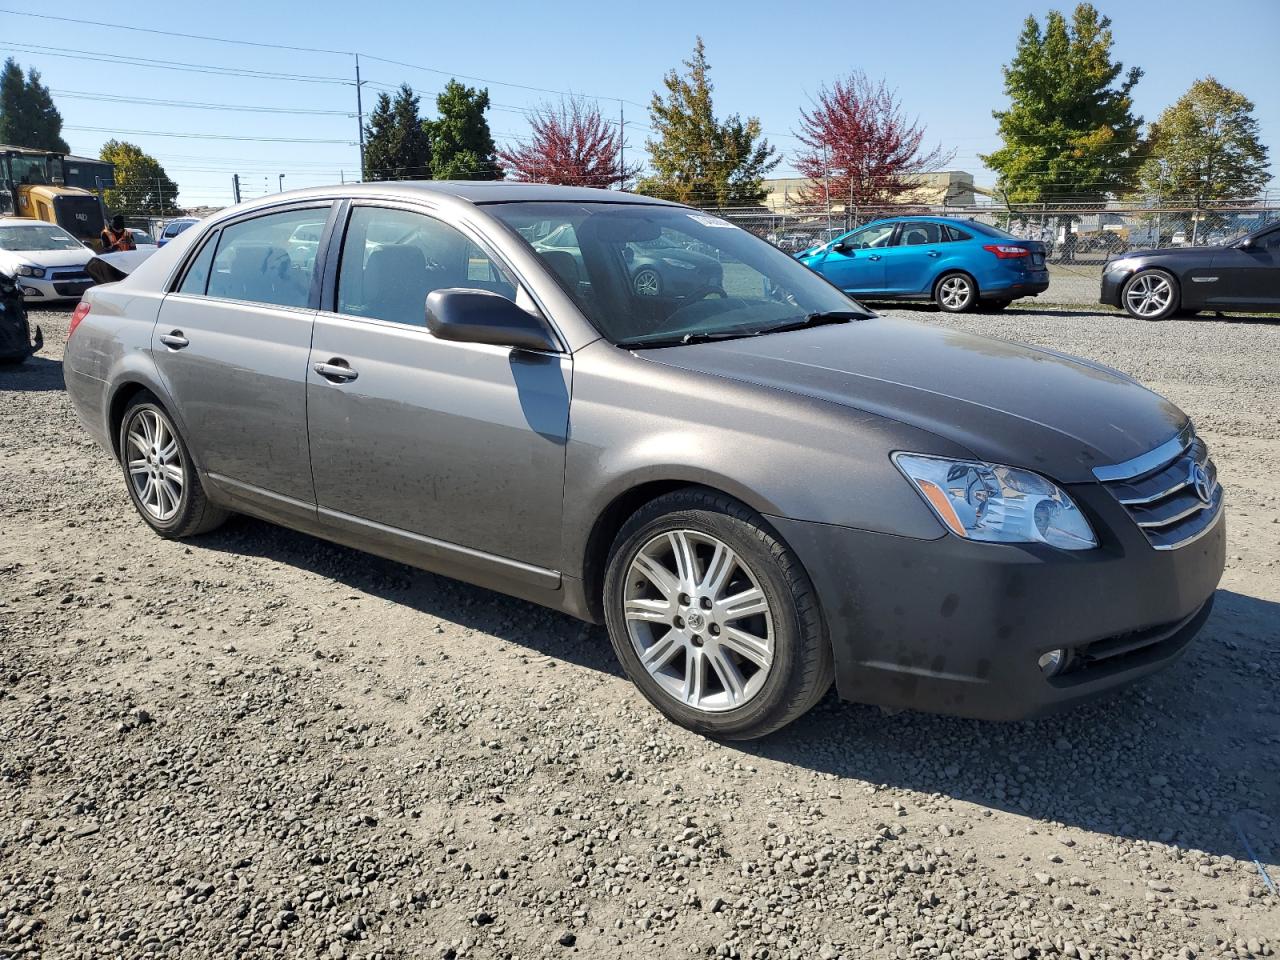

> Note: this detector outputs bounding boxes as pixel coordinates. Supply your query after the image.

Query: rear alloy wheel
[1122,269,1179,321]
[935,273,977,313]
[604,489,833,739]
[633,267,662,297]
[119,394,228,538]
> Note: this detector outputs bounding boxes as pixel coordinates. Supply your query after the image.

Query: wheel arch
[932,267,979,302]
[1123,266,1182,317]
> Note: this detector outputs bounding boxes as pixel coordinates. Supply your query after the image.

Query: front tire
[118,394,228,539]
[603,488,833,740]
[934,272,977,313]
[1121,269,1179,321]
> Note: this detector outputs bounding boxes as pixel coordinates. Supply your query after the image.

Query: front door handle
[927,250,940,258]
[313,359,358,383]
[867,254,882,261]
[159,330,189,349]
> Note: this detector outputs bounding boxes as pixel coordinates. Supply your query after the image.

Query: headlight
[1106,257,1138,274]
[659,257,696,270]
[16,265,46,278]
[894,453,1097,550]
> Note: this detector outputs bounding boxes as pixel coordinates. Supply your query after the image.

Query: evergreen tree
[0,58,70,153]
[981,4,1143,203]
[99,140,180,215]
[426,81,501,181]
[1137,77,1270,204]
[637,38,777,207]
[363,84,431,181]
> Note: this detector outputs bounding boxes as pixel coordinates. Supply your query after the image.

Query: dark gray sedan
[63,183,1225,739]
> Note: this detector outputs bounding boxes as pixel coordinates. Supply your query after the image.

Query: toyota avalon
[62,183,1225,739]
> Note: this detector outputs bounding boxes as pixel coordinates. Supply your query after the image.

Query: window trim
[322,198,567,353]
[165,200,339,310]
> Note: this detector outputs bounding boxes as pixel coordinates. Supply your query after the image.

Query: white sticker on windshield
[687,213,738,229]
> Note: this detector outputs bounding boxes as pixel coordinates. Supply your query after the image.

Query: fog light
[1037,648,1069,677]
[19,285,41,297]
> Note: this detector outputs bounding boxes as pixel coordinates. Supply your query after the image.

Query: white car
[0,217,96,302]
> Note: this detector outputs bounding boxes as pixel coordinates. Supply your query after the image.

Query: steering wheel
[692,284,729,301]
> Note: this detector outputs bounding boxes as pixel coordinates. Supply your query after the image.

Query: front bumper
[769,483,1225,721]
[16,274,94,302]
[1099,265,1130,307]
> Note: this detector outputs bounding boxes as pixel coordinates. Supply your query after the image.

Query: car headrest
[538,250,581,287]
[363,244,430,325]
[904,230,928,245]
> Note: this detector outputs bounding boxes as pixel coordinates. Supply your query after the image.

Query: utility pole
[821,143,833,232]
[231,174,241,204]
[156,176,163,217]
[354,53,366,183]
[618,100,625,191]
[278,174,286,193]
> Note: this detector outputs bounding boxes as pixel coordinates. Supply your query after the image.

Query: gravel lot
[2,303,1277,960]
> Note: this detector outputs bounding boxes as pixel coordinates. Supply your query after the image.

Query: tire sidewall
[603,502,808,738]
[935,272,976,313]
[1122,269,1179,321]
[118,399,198,538]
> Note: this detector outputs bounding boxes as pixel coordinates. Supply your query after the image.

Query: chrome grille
[1094,425,1223,550]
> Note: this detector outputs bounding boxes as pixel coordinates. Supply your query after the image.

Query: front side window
[489,202,867,347]
[840,223,896,249]
[206,207,328,308]
[336,206,517,327]
[177,231,218,295]
[1255,229,1280,252]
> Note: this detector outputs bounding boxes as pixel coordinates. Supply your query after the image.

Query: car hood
[640,316,1187,483]
[0,247,93,269]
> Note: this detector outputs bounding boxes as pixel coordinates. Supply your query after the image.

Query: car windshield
[489,202,868,346]
[0,224,83,252]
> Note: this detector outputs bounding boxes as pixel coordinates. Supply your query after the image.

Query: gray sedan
[63,183,1224,739]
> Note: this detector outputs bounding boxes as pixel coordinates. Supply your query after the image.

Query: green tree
[426,80,501,180]
[363,84,432,181]
[1137,77,1270,205]
[637,37,778,207]
[0,58,70,153]
[981,4,1143,203]
[99,140,180,215]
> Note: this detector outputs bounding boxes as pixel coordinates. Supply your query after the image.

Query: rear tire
[934,272,977,313]
[118,393,228,539]
[603,488,833,740]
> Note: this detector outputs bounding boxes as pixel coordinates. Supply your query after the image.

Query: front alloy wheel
[1122,270,1178,320]
[604,488,833,739]
[633,267,662,297]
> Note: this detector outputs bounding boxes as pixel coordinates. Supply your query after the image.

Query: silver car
[64,183,1224,739]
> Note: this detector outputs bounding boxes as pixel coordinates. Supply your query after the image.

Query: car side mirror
[832,241,853,255]
[425,288,557,352]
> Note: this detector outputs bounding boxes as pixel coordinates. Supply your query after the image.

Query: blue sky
[2,0,1277,208]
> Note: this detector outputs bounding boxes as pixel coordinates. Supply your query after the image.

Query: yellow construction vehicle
[1,145,107,248]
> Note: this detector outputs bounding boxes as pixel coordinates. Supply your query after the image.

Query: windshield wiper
[760,310,865,334]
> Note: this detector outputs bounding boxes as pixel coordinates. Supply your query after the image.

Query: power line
[51,89,352,117]
[64,125,352,144]
[3,41,352,84]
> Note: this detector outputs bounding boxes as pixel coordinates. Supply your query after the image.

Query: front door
[818,222,894,293]
[1210,227,1280,308]
[152,204,332,514]
[306,203,570,571]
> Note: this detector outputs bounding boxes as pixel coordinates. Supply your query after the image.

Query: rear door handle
[313,359,358,383]
[867,254,882,261]
[158,331,189,349]
[927,251,940,258]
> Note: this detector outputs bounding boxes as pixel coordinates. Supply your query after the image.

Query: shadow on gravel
[0,355,64,392]
[189,509,1280,863]
[193,515,624,680]
[744,588,1280,863]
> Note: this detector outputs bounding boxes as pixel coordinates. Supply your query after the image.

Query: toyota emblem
[1190,463,1214,505]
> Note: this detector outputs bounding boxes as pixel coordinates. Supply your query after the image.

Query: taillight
[983,244,1031,259]
[68,301,91,337]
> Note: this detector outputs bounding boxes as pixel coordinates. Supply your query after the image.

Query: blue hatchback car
[796,216,1049,312]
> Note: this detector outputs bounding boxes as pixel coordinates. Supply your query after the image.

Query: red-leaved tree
[498,98,640,189]
[794,73,952,207]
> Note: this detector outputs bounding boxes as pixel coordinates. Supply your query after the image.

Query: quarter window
[177,232,218,295]
[206,207,329,308]
[336,206,518,327]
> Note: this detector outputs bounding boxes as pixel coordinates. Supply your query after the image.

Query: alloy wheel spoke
[719,626,772,669]
[699,542,736,599]
[707,648,747,705]
[632,552,678,600]
[682,648,707,706]
[717,586,768,622]
[667,531,698,586]
[640,630,683,672]
[624,597,669,624]
[162,463,185,485]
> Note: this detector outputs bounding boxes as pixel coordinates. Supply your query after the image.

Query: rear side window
[177,232,218,295]
[898,222,943,246]
[206,207,329,308]
[944,225,972,242]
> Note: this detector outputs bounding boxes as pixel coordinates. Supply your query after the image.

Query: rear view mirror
[426,288,557,352]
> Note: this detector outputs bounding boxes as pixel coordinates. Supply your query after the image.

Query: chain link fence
[703,200,1280,264]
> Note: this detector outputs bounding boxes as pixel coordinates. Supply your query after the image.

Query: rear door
[880,221,945,294]
[152,203,333,519]
[306,202,570,571]
[816,222,893,293]
[1210,227,1280,307]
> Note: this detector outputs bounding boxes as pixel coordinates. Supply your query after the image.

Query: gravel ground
[2,304,1277,960]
